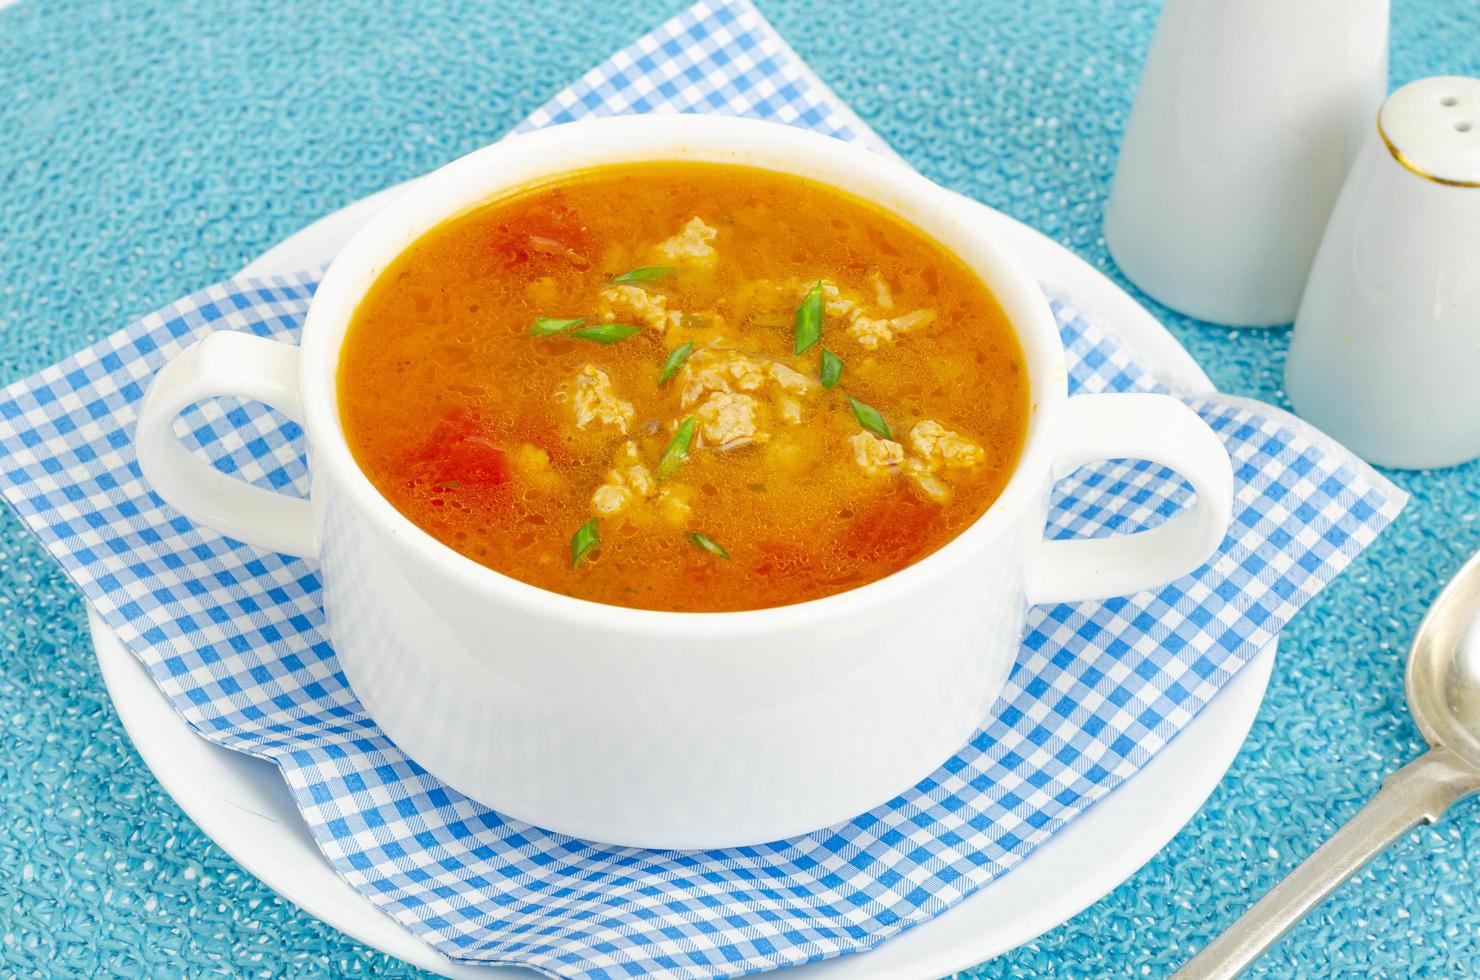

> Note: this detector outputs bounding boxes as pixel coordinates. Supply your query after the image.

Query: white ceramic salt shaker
[1285,77,1480,470]
[1103,0,1389,326]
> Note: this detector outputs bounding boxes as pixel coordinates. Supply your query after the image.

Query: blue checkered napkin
[0,2,1405,978]
[510,0,893,157]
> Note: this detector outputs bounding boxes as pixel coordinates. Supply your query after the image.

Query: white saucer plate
[90,184,1275,979]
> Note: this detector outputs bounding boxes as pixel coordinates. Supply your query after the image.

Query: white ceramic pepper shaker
[1285,77,1480,470]
[1103,0,1389,326]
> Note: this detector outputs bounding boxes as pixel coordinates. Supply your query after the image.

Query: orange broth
[337,162,1028,612]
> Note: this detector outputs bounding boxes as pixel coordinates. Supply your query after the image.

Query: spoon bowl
[1407,549,1480,769]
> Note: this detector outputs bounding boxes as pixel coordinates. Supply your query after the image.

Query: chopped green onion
[656,417,697,479]
[529,316,585,336]
[793,281,823,356]
[819,349,844,388]
[568,323,643,344]
[658,340,695,386]
[610,266,676,284]
[570,518,600,567]
[688,531,730,559]
[848,396,892,441]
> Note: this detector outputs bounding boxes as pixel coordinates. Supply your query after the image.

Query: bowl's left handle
[135,331,319,558]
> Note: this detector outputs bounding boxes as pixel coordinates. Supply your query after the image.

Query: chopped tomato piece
[405,410,509,489]
[486,193,596,271]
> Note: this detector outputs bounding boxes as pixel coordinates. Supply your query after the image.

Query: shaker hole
[1441,95,1459,107]
[1457,121,1474,133]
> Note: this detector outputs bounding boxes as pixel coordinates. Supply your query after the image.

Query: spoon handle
[1174,747,1480,980]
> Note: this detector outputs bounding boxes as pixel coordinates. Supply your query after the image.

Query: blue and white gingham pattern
[510,0,891,157]
[0,2,1405,977]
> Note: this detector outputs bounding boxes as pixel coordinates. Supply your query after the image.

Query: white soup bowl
[135,115,1233,849]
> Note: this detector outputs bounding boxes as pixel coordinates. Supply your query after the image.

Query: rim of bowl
[300,114,1067,637]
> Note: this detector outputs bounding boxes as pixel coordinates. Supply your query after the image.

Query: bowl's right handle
[1026,393,1233,606]
[135,331,319,559]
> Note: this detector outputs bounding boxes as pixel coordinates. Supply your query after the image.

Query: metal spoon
[1175,548,1480,979]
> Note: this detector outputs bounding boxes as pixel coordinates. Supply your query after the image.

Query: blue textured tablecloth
[1,0,1477,976]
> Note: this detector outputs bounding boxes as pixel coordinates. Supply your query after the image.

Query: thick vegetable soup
[338,163,1029,612]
